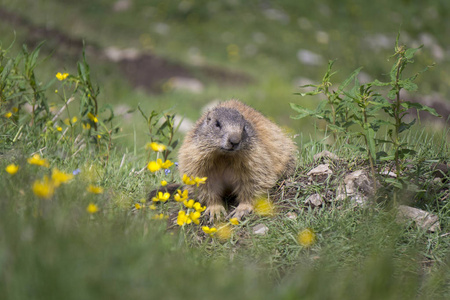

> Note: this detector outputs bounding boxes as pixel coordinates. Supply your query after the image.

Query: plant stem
[394,57,403,179]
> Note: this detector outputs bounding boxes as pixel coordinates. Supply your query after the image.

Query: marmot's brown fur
[178,100,297,219]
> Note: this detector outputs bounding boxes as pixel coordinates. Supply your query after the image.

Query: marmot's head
[195,107,255,153]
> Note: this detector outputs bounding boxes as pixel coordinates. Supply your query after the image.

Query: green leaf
[398,119,416,133]
[1,59,12,83]
[289,103,314,119]
[338,67,362,92]
[401,101,441,117]
[398,148,416,158]
[376,151,389,160]
[294,91,321,97]
[100,104,115,123]
[389,61,398,82]
[384,178,403,189]
[387,88,398,100]
[137,104,149,122]
[327,123,345,133]
[364,126,377,162]
[371,79,390,87]
[398,80,418,92]
[405,45,423,59]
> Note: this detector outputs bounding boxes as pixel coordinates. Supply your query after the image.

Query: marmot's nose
[225,133,241,150]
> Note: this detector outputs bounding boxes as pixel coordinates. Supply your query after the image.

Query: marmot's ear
[205,112,212,124]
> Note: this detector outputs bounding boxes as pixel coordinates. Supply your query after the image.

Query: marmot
[178,100,297,219]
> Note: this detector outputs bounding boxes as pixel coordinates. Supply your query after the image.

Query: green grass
[1,132,449,299]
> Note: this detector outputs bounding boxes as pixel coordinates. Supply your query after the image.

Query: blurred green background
[1,0,449,147]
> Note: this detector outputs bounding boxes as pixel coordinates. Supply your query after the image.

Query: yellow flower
[135,203,143,210]
[254,197,275,217]
[229,218,239,225]
[27,154,49,168]
[5,112,12,118]
[149,204,157,210]
[161,180,168,186]
[193,202,206,212]
[182,174,197,185]
[174,189,189,202]
[216,223,232,241]
[177,210,189,226]
[158,158,173,169]
[32,176,55,199]
[189,211,201,225]
[202,226,217,236]
[97,135,101,139]
[183,199,195,209]
[148,159,173,172]
[55,89,58,93]
[56,72,69,81]
[149,142,167,152]
[65,117,78,126]
[152,213,168,220]
[147,161,161,172]
[194,176,207,187]
[87,184,104,194]
[51,168,74,187]
[56,126,62,132]
[86,203,99,214]
[297,228,316,248]
[5,164,19,175]
[82,123,91,130]
[87,112,98,123]
[152,191,170,202]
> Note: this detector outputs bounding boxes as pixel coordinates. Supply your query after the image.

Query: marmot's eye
[215,120,221,128]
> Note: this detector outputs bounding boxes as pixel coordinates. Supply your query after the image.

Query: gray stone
[397,205,440,232]
[253,224,269,235]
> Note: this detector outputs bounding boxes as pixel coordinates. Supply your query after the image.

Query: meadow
[1,1,450,299]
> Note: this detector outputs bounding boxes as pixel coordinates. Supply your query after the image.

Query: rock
[253,224,269,235]
[397,205,440,232]
[263,8,290,24]
[316,31,329,44]
[305,193,323,207]
[380,169,397,178]
[113,0,131,12]
[286,212,297,220]
[307,164,333,176]
[104,47,140,62]
[335,170,375,205]
[307,164,332,183]
[313,150,339,162]
[432,163,449,182]
[297,49,324,66]
[168,77,204,94]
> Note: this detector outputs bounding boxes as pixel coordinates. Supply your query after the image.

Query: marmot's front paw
[205,204,226,221]
[228,203,253,220]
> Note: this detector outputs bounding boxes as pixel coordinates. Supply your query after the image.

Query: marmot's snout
[222,131,242,151]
